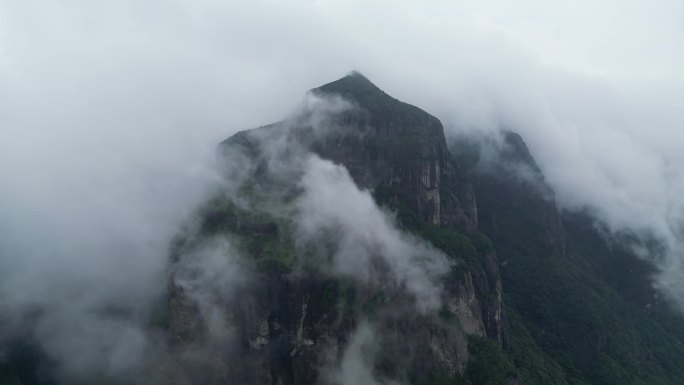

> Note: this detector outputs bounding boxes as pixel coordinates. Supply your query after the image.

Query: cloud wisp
[295,155,450,313]
[323,320,398,385]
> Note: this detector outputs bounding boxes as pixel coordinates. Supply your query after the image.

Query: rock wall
[167,268,502,385]
[166,73,507,384]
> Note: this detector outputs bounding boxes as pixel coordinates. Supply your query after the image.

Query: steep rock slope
[165,73,508,385]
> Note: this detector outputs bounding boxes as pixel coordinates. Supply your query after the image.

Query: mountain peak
[312,71,390,103]
[310,71,444,136]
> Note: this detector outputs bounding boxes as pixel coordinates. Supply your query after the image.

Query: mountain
[162,73,684,385]
[165,72,507,385]
[3,73,684,385]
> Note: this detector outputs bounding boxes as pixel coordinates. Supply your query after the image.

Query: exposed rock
[167,72,506,384]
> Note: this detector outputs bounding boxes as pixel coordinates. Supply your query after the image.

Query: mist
[296,155,450,313]
[1,0,683,382]
[323,321,397,385]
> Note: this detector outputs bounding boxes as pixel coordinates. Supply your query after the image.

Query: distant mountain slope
[452,131,684,385]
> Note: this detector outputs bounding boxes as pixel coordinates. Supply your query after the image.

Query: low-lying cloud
[172,236,250,341]
[323,320,397,385]
[296,155,449,313]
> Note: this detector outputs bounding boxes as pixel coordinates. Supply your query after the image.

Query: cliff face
[453,131,565,256]
[165,73,506,385]
[309,73,478,231]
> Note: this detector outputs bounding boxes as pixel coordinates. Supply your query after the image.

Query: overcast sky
[0,0,683,378]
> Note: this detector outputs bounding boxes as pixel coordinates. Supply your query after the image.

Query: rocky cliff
[165,73,507,385]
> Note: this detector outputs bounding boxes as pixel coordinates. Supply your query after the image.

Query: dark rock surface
[166,73,505,384]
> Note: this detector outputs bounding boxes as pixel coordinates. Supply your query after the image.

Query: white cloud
[296,155,450,313]
[323,320,397,385]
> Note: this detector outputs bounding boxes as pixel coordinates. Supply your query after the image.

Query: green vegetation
[452,135,684,385]
[422,227,479,262]
[410,369,466,385]
[467,335,518,385]
[197,195,297,272]
[505,306,570,385]
[373,182,486,267]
